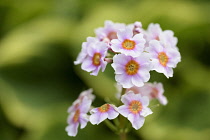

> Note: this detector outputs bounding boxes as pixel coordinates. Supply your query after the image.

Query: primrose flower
[81,41,108,76]
[160,30,178,49]
[112,53,151,88]
[118,91,152,130]
[68,89,95,113]
[148,40,181,78]
[66,96,92,137]
[74,37,99,65]
[95,20,126,42]
[111,27,146,57]
[127,82,167,105]
[145,23,162,42]
[89,104,119,125]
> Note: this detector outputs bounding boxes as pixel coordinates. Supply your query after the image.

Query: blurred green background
[0,0,210,140]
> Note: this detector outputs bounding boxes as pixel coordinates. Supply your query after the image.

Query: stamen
[122,39,136,50]
[98,104,110,113]
[158,52,168,67]
[129,100,142,114]
[92,53,101,66]
[125,60,139,75]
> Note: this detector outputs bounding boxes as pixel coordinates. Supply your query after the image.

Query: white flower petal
[65,123,79,137]
[141,107,153,117]
[80,114,89,129]
[128,114,145,130]
[118,105,130,117]
[89,112,100,125]
[107,107,119,120]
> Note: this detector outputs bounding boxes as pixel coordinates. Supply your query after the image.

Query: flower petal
[128,114,145,130]
[118,105,130,117]
[65,122,79,137]
[141,107,153,117]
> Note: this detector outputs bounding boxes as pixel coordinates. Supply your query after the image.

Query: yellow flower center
[158,52,168,67]
[129,100,142,114]
[107,31,117,40]
[122,39,136,50]
[92,53,101,66]
[125,60,140,75]
[73,109,80,123]
[98,104,110,113]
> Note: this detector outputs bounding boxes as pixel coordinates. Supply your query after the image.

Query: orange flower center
[107,31,117,40]
[129,100,142,114]
[73,109,80,123]
[98,104,110,113]
[158,52,168,67]
[92,53,101,66]
[122,39,136,50]
[125,60,139,75]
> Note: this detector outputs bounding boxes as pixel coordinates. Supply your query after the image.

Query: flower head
[74,37,99,65]
[112,53,151,88]
[66,96,92,136]
[81,41,108,76]
[148,40,181,78]
[145,23,162,42]
[95,20,126,42]
[160,30,178,49]
[127,82,168,105]
[67,89,95,113]
[89,104,119,125]
[118,92,152,130]
[111,27,146,57]
[145,23,178,49]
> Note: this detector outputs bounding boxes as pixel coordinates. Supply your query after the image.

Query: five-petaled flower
[148,40,181,78]
[95,20,126,43]
[81,41,108,76]
[111,27,146,57]
[112,53,151,88]
[118,91,153,130]
[67,89,95,113]
[89,104,119,125]
[127,82,168,105]
[66,96,92,136]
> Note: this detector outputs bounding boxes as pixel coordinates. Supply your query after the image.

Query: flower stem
[104,120,118,132]
[121,88,126,96]
[119,132,126,140]
[118,88,127,140]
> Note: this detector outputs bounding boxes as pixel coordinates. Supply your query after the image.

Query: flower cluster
[67,20,181,137]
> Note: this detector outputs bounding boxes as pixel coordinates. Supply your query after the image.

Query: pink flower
[65,96,92,136]
[118,92,152,130]
[148,40,181,78]
[81,41,108,76]
[145,23,162,42]
[74,37,99,65]
[89,104,119,125]
[160,30,178,49]
[111,54,151,88]
[145,23,178,49]
[95,20,126,42]
[67,89,95,113]
[127,82,168,105]
[111,27,146,57]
